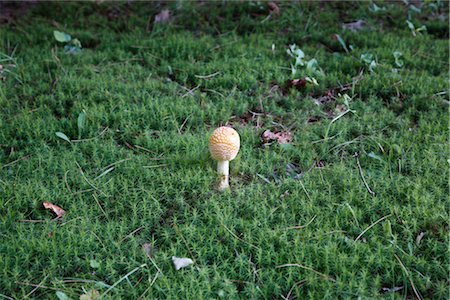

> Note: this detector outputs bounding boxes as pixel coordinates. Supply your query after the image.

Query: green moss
[0,1,448,299]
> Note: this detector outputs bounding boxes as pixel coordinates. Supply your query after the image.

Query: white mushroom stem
[217,160,229,190]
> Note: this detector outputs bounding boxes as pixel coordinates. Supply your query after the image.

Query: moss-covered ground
[0,1,448,299]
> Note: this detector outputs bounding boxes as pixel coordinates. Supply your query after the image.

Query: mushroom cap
[209,126,240,161]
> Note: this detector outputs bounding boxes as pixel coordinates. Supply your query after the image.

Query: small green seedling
[53,30,82,54]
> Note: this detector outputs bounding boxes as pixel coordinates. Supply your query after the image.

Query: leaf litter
[43,202,66,219]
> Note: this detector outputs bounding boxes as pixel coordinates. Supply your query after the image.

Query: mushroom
[209,126,240,191]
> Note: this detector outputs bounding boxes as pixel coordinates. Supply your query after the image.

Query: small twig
[174,223,196,263]
[92,194,109,221]
[143,164,168,169]
[284,280,307,300]
[17,219,47,223]
[70,127,109,143]
[354,214,391,243]
[220,222,259,250]
[178,115,190,135]
[23,274,49,298]
[276,264,336,282]
[181,85,200,98]
[194,71,220,79]
[299,180,312,201]
[15,281,59,291]
[354,152,375,196]
[394,254,422,300]
[0,293,14,300]
[1,154,31,168]
[100,264,147,298]
[119,226,145,243]
[283,215,316,230]
[75,161,108,197]
[64,170,72,193]
[256,173,271,184]
[90,230,107,250]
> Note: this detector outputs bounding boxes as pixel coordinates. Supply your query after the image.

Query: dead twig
[354,214,391,243]
[394,254,422,300]
[283,215,316,230]
[283,280,307,300]
[354,152,375,196]
[276,264,336,282]
[92,194,109,221]
[194,71,220,79]
[23,275,49,298]
[178,115,190,135]
[119,226,145,243]
[220,222,260,250]
[1,154,31,168]
[174,223,196,263]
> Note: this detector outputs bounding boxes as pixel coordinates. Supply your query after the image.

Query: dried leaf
[43,202,66,219]
[261,130,293,144]
[172,256,193,270]
[342,20,366,31]
[267,2,280,15]
[154,10,170,23]
[80,289,100,300]
[285,78,307,91]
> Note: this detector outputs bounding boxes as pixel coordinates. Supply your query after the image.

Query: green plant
[53,30,82,54]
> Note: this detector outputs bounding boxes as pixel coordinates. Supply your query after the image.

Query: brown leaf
[267,2,280,15]
[285,78,307,91]
[80,289,100,300]
[154,9,170,23]
[43,202,66,219]
[342,20,366,32]
[261,130,292,144]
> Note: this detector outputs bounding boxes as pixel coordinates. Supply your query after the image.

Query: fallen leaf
[80,289,100,300]
[154,10,170,23]
[267,2,280,15]
[342,20,366,31]
[415,231,426,245]
[285,78,307,91]
[261,130,293,144]
[172,256,193,271]
[48,231,53,238]
[43,202,66,219]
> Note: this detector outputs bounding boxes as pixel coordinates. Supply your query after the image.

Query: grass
[0,1,448,299]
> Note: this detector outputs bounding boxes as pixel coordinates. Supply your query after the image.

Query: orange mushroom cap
[209,127,240,161]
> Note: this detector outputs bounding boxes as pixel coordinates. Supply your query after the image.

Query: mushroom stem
[217,160,229,190]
